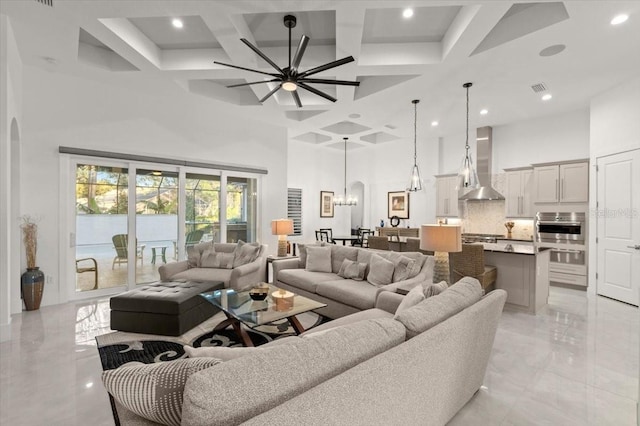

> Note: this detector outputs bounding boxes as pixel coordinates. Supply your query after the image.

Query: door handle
[627,244,640,250]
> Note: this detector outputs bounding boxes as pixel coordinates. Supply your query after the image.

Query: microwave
[534,212,585,244]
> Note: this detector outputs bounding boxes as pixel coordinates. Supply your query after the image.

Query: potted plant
[20,215,44,311]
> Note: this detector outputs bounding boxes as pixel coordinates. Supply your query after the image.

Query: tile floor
[0,287,637,426]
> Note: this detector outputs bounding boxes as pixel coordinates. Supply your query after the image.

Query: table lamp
[271,219,294,257]
[420,224,462,283]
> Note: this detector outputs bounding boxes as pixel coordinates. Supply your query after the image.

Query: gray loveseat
[273,243,435,319]
[108,278,507,426]
[158,242,267,292]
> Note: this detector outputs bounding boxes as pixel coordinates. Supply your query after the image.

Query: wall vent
[34,0,53,6]
[287,188,302,236]
[531,82,547,93]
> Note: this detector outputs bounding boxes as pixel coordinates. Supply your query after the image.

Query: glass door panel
[135,169,179,285]
[185,173,220,256]
[75,164,128,292]
[227,176,257,243]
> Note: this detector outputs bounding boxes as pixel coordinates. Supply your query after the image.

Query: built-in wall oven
[535,212,587,287]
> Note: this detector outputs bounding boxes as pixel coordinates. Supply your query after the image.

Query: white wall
[0,15,22,341]
[16,64,287,310]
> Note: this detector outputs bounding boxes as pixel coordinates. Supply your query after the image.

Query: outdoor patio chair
[112,234,145,269]
[186,230,205,247]
[76,257,98,290]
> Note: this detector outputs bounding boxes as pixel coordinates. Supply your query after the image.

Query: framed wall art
[320,191,334,218]
[388,191,409,219]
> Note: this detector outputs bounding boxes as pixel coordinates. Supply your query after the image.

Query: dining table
[331,235,360,246]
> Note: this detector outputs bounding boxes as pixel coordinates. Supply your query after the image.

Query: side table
[265,255,298,282]
[151,246,167,264]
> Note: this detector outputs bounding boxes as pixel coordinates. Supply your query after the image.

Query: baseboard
[0,321,12,342]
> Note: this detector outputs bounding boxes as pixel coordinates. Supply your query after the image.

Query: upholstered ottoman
[110,280,224,336]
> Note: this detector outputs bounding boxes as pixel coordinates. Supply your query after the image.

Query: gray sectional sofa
[107,278,507,426]
[158,242,267,292]
[272,243,435,319]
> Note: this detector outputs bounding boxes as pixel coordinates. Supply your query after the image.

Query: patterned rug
[96,311,327,371]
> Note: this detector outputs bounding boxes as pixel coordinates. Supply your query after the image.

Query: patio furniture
[110,280,225,336]
[186,230,205,248]
[111,234,145,269]
[76,257,98,289]
[151,246,167,264]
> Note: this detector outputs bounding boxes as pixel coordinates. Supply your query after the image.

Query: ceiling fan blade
[214,61,280,78]
[259,84,282,103]
[240,38,283,74]
[290,35,310,73]
[292,91,302,108]
[298,56,355,78]
[298,82,337,103]
[300,78,360,86]
[226,79,281,88]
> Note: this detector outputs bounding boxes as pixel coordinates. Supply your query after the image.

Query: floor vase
[21,267,44,311]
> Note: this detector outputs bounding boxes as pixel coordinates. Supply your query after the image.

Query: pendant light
[457,82,480,190]
[334,137,357,206]
[406,99,423,192]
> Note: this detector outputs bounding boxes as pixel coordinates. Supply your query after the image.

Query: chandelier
[334,137,357,206]
[457,82,480,190]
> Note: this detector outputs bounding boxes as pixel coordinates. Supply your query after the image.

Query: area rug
[96,311,327,370]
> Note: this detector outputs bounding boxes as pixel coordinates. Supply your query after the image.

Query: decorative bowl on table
[249,283,270,301]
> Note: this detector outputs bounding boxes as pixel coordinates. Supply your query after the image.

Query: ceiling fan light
[282,81,297,91]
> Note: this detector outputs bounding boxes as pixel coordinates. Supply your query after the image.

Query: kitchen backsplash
[444,173,534,240]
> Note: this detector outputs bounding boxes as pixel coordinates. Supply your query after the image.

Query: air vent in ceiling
[34,0,53,6]
[531,82,547,93]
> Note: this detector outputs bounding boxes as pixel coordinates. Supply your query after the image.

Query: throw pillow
[366,253,395,287]
[394,284,425,318]
[305,246,332,273]
[337,259,367,281]
[406,254,427,279]
[186,245,201,268]
[233,240,261,268]
[391,255,415,282]
[298,242,325,268]
[200,249,234,269]
[424,280,448,298]
[102,358,222,426]
[184,345,260,361]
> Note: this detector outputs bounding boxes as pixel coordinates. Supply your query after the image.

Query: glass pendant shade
[334,137,357,206]
[406,99,423,192]
[456,82,480,190]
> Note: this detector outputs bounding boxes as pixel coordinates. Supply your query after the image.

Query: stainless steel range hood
[459,126,505,201]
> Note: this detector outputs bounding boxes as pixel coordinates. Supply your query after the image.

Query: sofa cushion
[277,269,339,293]
[306,246,332,272]
[395,277,484,338]
[337,259,367,281]
[187,246,201,268]
[367,253,395,287]
[233,240,261,267]
[200,249,234,269]
[393,284,425,318]
[425,280,448,298]
[103,358,222,426]
[331,246,359,273]
[302,308,393,336]
[184,345,260,361]
[181,318,406,426]
[316,280,378,310]
[384,252,415,282]
[171,268,233,283]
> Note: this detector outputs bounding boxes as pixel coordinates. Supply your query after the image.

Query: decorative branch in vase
[504,221,515,237]
[20,215,44,311]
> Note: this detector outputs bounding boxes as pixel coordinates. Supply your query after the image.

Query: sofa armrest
[272,258,301,281]
[374,291,405,314]
[229,260,262,292]
[158,260,189,281]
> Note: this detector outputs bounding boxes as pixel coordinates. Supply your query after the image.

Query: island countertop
[478,242,549,255]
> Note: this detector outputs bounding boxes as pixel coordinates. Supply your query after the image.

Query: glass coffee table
[200,284,327,347]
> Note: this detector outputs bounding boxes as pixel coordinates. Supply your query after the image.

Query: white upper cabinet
[435,175,459,217]
[533,161,588,204]
[505,168,533,217]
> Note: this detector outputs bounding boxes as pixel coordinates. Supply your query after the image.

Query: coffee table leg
[213,312,254,347]
[287,315,305,335]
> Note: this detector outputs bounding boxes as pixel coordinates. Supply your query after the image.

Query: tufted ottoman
[110,280,224,336]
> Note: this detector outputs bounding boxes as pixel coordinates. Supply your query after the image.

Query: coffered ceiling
[3,1,640,150]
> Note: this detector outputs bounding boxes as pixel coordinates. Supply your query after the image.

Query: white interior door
[596,149,640,306]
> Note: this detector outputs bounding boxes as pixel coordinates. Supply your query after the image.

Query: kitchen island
[481,243,550,314]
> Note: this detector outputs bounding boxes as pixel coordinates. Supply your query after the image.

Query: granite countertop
[480,242,549,255]
[497,236,534,242]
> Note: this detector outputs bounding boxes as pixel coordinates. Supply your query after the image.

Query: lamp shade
[420,225,462,253]
[271,219,294,236]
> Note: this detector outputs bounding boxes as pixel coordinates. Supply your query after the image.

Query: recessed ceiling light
[403,8,414,19]
[172,18,184,29]
[542,93,553,101]
[349,113,361,119]
[85,382,94,389]
[539,44,566,57]
[480,109,488,115]
[431,121,439,127]
[611,14,629,25]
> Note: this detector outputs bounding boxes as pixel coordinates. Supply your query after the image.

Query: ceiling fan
[214,14,360,108]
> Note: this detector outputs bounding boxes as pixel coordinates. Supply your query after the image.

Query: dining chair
[448,243,497,290]
[319,228,335,243]
[367,236,390,250]
[315,230,332,243]
[355,229,374,248]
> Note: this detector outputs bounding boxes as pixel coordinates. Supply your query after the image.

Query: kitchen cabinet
[435,174,459,217]
[533,161,588,204]
[504,167,533,217]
